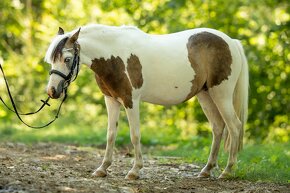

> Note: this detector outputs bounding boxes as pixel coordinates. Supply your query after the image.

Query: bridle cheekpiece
[49,41,80,88]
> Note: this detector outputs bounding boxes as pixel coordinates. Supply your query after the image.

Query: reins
[0,42,80,129]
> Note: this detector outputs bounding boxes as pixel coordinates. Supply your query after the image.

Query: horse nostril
[51,87,56,97]
[48,87,56,98]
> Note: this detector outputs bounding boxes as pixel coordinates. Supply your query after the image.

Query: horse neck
[78,25,146,67]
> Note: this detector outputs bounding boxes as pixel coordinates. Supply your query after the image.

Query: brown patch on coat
[91,56,133,109]
[185,32,232,100]
[127,54,143,89]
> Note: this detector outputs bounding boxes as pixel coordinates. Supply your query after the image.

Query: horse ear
[69,28,81,43]
[58,27,65,35]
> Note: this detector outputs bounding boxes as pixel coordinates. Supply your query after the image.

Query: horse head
[45,27,81,99]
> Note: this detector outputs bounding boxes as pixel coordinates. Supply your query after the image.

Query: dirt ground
[0,142,288,193]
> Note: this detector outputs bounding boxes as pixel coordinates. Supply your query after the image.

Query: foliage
[0,0,289,145]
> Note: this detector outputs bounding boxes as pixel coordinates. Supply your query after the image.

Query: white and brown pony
[45,24,248,180]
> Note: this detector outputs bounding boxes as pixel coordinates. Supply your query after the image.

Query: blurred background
[0,0,289,153]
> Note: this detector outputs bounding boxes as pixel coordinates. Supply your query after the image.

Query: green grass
[0,122,289,183]
[0,117,108,145]
[152,142,290,183]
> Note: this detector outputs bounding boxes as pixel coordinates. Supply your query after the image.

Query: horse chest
[90,54,144,108]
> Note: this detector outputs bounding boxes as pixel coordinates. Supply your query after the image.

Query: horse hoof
[125,172,139,180]
[197,171,210,178]
[218,172,230,179]
[92,169,107,177]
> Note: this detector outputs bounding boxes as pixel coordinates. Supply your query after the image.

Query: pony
[45,24,249,180]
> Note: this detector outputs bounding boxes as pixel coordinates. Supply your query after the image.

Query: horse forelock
[45,35,69,64]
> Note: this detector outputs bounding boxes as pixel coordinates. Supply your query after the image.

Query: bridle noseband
[49,42,80,87]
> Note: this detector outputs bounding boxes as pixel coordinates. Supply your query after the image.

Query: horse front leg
[124,99,143,180]
[93,96,121,177]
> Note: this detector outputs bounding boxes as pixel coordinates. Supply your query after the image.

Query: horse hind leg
[197,91,225,178]
[208,85,242,179]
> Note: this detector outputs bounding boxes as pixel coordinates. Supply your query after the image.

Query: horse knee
[106,128,117,148]
[130,132,140,145]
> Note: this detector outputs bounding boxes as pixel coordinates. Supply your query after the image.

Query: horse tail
[227,39,249,152]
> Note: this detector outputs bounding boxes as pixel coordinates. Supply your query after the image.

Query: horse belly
[140,61,195,106]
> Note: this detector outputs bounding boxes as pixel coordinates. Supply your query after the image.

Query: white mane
[44,34,69,63]
[44,24,142,64]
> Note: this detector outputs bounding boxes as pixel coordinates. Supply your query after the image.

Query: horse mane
[44,24,143,64]
[45,35,69,63]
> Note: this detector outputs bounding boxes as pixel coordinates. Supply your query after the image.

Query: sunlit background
[0,0,289,151]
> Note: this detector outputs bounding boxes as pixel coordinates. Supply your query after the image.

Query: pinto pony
[45,24,248,179]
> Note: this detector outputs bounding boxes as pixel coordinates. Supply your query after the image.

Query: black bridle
[0,42,80,129]
[49,42,80,87]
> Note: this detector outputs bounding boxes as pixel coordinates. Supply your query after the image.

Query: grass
[0,122,289,183]
[152,142,290,183]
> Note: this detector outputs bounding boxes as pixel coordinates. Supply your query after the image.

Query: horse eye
[64,57,71,63]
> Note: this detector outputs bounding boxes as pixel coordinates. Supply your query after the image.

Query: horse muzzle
[47,80,65,99]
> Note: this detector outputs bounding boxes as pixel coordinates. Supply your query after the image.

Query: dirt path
[0,143,288,193]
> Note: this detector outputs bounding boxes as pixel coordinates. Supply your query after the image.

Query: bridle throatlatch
[0,41,80,129]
